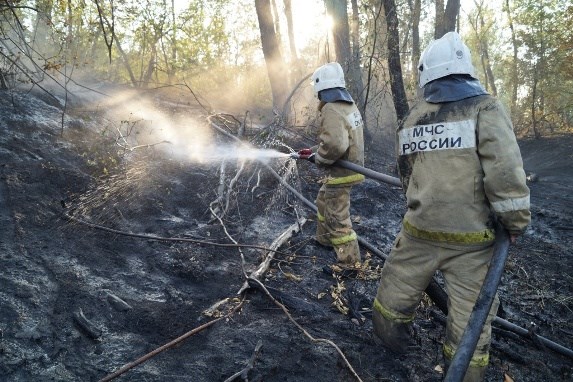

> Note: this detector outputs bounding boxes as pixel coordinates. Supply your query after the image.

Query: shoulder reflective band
[443,343,490,367]
[373,298,415,323]
[398,119,476,155]
[403,219,495,244]
[317,211,325,222]
[325,173,365,185]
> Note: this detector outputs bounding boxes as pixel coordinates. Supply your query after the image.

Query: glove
[297,148,315,162]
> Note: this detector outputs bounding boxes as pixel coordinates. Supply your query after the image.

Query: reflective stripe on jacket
[316,101,365,186]
[397,94,530,244]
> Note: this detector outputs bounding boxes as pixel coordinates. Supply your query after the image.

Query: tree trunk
[531,67,540,139]
[168,0,177,84]
[270,0,282,43]
[284,0,298,62]
[350,0,365,115]
[382,0,409,121]
[325,0,365,113]
[34,0,54,54]
[283,0,300,87]
[66,0,73,45]
[255,0,288,109]
[141,42,157,89]
[434,0,444,39]
[363,3,381,112]
[114,36,138,87]
[443,0,460,34]
[504,0,518,120]
[410,0,421,88]
[435,0,460,38]
[479,14,497,96]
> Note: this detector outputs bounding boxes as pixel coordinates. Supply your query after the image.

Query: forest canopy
[1,0,572,138]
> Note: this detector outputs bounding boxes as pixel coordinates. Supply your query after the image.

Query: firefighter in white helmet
[372,32,530,381]
[297,62,365,264]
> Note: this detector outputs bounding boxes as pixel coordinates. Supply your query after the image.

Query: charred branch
[98,298,246,382]
[222,340,263,382]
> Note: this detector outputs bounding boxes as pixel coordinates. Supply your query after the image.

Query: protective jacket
[316,101,365,186]
[397,93,531,246]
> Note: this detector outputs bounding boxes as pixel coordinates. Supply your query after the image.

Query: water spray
[186,144,291,163]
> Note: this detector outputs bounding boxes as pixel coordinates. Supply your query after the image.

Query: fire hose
[444,223,510,382]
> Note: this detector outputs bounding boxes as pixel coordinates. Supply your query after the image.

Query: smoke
[81,87,289,165]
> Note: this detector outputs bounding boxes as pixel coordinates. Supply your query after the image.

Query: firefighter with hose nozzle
[296,62,365,265]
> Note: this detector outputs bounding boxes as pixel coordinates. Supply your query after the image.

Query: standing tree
[255,0,288,109]
[324,0,365,114]
[410,0,421,87]
[33,0,54,55]
[504,0,519,120]
[434,0,444,38]
[167,0,177,84]
[283,0,301,86]
[435,0,460,38]
[382,0,409,121]
[349,0,365,115]
[468,3,497,96]
[284,0,298,63]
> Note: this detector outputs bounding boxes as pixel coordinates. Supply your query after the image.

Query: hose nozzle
[289,153,301,159]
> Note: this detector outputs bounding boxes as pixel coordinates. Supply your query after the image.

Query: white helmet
[418,31,477,88]
[311,62,346,96]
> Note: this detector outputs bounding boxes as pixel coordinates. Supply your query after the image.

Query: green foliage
[507,0,572,135]
[457,0,572,136]
[177,0,229,69]
[3,0,572,135]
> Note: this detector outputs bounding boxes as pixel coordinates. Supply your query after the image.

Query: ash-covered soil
[0,86,571,382]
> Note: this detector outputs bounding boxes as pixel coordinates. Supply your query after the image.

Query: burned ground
[0,86,571,382]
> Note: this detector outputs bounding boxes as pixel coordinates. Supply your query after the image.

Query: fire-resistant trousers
[373,231,499,378]
[315,184,361,264]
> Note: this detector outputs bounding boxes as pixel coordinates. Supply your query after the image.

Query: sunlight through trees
[0,0,571,135]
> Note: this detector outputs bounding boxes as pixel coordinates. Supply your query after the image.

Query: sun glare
[324,15,334,31]
[291,0,328,51]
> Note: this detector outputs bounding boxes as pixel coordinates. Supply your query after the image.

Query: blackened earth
[0,86,571,382]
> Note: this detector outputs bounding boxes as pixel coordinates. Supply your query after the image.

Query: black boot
[372,307,413,354]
